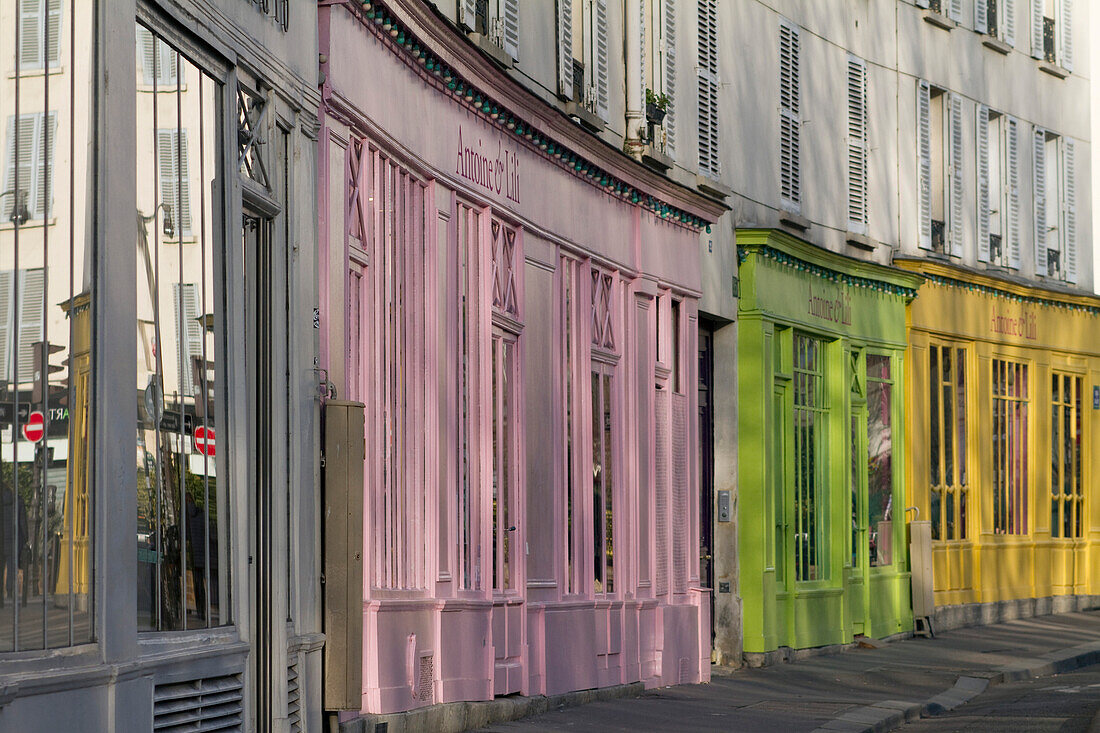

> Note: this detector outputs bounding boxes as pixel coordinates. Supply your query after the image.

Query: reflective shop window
[134,24,225,630]
[0,0,95,652]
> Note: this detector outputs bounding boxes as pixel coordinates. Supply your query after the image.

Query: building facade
[316,0,725,723]
[0,0,324,730]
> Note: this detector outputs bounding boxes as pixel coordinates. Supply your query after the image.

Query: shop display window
[991,358,1028,535]
[1050,373,1082,539]
[929,344,968,541]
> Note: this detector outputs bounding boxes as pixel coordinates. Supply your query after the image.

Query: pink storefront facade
[317,2,724,718]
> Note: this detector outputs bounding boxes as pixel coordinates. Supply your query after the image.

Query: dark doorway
[698,319,716,644]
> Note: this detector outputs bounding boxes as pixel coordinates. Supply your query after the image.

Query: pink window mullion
[409,179,424,591]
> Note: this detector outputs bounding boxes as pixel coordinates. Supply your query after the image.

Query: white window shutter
[557,0,573,97]
[639,0,646,105]
[1031,0,1044,59]
[975,0,988,34]
[33,113,56,219]
[976,105,990,262]
[158,129,192,236]
[663,0,676,155]
[1063,137,1076,282]
[847,56,868,234]
[0,272,12,381]
[1006,117,1021,268]
[779,20,801,213]
[173,283,204,396]
[1002,0,1016,45]
[594,0,610,120]
[4,113,50,221]
[46,0,60,65]
[503,0,519,60]
[1059,0,1072,71]
[948,93,964,257]
[1033,127,1047,275]
[697,0,720,178]
[458,0,476,30]
[948,0,962,23]
[918,81,932,250]
[16,268,45,381]
[18,0,42,68]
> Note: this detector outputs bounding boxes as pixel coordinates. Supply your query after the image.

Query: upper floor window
[696,0,719,178]
[917,81,963,256]
[137,26,178,88]
[977,106,1021,268]
[17,0,62,69]
[1032,0,1072,70]
[457,0,519,61]
[1033,129,1077,283]
[557,0,609,121]
[846,56,868,235]
[976,0,1017,46]
[3,112,57,222]
[641,0,676,156]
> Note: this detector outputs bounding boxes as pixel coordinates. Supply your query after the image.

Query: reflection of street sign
[144,376,163,426]
[194,426,215,456]
[159,412,181,433]
[22,410,45,442]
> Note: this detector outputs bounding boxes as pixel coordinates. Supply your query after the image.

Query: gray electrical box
[323,400,365,710]
[717,490,731,522]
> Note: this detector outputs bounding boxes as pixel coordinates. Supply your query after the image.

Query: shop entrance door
[698,321,715,644]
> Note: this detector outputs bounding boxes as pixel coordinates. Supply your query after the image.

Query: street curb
[811,642,1100,733]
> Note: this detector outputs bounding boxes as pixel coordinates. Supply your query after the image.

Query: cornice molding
[326,0,727,230]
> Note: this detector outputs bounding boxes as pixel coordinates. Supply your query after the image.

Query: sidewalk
[478,610,1100,733]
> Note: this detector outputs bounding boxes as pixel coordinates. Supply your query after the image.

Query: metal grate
[417,654,435,702]
[672,394,688,595]
[655,389,670,596]
[678,657,691,684]
[153,674,244,732]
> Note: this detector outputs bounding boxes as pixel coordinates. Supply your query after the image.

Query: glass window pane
[867,375,892,566]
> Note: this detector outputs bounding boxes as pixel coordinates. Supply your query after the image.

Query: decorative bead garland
[738,245,919,299]
[923,272,1100,315]
[352,1,713,233]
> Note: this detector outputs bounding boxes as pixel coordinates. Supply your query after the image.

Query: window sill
[641,144,674,173]
[0,218,56,232]
[7,66,64,79]
[923,11,955,31]
[564,101,605,134]
[1039,60,1069,78]
[137,84,188,93]
[846,231,875,251]
[981,36,1013,55]
[779,210,810,232]
[465,31,514,70]
[696,174,731,199]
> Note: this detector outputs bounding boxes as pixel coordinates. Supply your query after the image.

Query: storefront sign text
[456,126,521,204]
[989,308,1037,340]
[807,284,852,325]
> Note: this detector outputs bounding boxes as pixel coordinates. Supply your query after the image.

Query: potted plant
[645,88,670,124]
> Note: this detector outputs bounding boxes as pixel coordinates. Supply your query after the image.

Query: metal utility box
[323,400,365,710]
[909,520,935,624]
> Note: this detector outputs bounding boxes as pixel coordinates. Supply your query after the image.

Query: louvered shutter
[1062,138,1076,282]
[33,113,56,219]
[503,0,519,60]
[697,0,719,178]
[16,269,45,381]
[594,0,609,120]
[917,81,932,250]
[173,284,203,396]
[948,94,964,256]
[948,0,962,22]
[458,0,477,30]
[1003,0,1016,45]
[158,129,192,236]
[1059,0,1072,71]
[1033,127,1047,275]
[3,114,51,221]
[138,27,178,87]
[1006,117,1021,268]
[779,20,800,213]
[0,273,13,381]
[976,106,990,261]
[639,1,646,106]
[847,56,868,234]
[557,0,573,97]
[662,0,676,155]
[45,0,60,66]
[1031,0,1044,59]
[975,0,988,33]
[18,0,42,68]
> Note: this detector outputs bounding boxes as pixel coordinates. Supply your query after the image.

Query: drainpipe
[625,0,645,160]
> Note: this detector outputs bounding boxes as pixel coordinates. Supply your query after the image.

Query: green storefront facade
[737,230,923,655]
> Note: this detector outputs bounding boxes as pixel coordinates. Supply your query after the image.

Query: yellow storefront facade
[900,258,1100,616]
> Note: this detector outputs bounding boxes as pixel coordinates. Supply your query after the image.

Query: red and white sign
[22,410,44,442]
[193,425,215,457]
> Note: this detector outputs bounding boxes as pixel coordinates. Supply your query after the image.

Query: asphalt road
[900,665,1100,733]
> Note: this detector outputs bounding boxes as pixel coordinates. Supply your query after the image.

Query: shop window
[1032,0,1072,70]
[929,344,968,541]
[866,354,893,567]
[590,266,618,595]
[793,332,826,582]
[490,218,521,594]
[976,0,1016,45]
[17,0,62,69]
[456,203,482,591]
[561,256,580,594]
[135,25,224,630]
[991,359,1029,535]
[696,0,719,177]
[3,113,57,222]
[557,0,608,120]
[917,82,962,256]
[977,107,1021,268]
[1050,373,1082,539]
[779,19,800,213]
[1034,129,1077,283]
